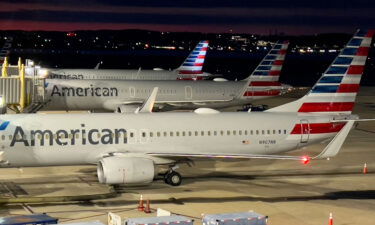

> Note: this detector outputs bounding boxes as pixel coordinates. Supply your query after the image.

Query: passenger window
[239,130,242,135]
[227,130,231,135]
[262,130,265,135]
[201,131,204,136]
[245,130,248,135]
[164,132,167,137]
[208,131,211,136]
[1,135,4,140]
[278,130,281,134]
[195,131,198,136]
[284,130,287,134]
[256,130,259,135]
[182,131,186,136]
[8,135,12,140]
[214,131,217,136]
[273,130,276,134]
[150,132,153,137]
[176,132,180,137]
[170,132,174,137]
[250,130,253,135]
[188,131,192,136]
[157,132,161,137]
[220,130,224,135]
[130,132,134,138]
[267,130,270,135]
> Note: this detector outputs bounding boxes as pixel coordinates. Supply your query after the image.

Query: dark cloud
[1,0,375,9]
[0,9,374,28]
[0,0,374,33]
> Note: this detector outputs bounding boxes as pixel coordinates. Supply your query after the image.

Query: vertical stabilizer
[267,29,374,114]
[240,41,289,98]
[176,40,209,78]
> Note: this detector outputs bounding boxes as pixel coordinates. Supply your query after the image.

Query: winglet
[136,87,159,113]
[94,61,102,70]
[314,120,355,159]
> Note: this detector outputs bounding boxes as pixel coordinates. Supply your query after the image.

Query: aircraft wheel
[164,173,171,184]
[166,171,182,186]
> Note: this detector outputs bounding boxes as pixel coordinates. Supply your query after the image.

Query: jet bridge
[0,57,47,113]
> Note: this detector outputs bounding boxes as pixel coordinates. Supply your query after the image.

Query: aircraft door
[300,119,310,143]
[185,86,192,99]
[129,87,135,98]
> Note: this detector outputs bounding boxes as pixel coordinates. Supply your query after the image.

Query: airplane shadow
[21,190,375,208]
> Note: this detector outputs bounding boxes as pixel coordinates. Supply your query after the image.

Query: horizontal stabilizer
[314,120,355,159]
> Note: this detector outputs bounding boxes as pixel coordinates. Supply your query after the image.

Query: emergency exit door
[185,86,192,99]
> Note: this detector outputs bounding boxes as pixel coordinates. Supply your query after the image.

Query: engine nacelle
[115,105,140,113]
[97,156,155,184]
[213,78,228,82]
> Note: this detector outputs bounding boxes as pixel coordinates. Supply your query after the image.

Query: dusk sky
[0,0,374,34]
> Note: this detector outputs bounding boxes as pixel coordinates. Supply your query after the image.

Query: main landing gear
[164,170,182,186]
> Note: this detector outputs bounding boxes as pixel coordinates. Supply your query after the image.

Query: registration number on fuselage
[259,140,276,145]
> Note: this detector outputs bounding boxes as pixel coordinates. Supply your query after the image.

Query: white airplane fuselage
[0,112,339,167]
[43,79,284,111]
[46,69,211,80]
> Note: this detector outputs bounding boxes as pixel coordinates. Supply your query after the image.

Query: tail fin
[176,40,209,77]
[268,29,374,114]
[240,41,289,98]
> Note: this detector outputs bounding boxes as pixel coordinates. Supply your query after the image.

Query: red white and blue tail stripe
[241,41,289,98]
[268,29,374,114]
[176,40,208,79]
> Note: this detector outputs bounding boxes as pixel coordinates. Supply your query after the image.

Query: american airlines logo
[51,85,119,97]
[10,124,127,147]
[49,74,84,79]
[0,121,10,131]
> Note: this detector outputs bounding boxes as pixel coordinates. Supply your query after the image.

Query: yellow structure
[18,57,22,72]
[1,57,8,78]
[19,64,26,110]
[0,58,46,113]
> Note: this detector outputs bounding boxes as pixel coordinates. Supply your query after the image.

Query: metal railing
[0,57,46,113]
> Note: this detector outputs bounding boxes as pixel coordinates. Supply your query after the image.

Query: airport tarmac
[1,87,375,225]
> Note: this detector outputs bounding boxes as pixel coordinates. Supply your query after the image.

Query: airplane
[34,40,211,81]
[0,29,372,186]
[42,41,290,112]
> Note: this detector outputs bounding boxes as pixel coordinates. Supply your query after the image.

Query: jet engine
[115,105,140,113]
[97,156,155,184]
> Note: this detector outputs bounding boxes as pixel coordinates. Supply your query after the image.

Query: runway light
[301,156,311,165]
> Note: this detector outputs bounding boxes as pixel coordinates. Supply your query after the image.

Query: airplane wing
[103,98,234,111]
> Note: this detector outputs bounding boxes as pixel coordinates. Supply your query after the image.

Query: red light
[301,156,311,165]
[66,32,77,37]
